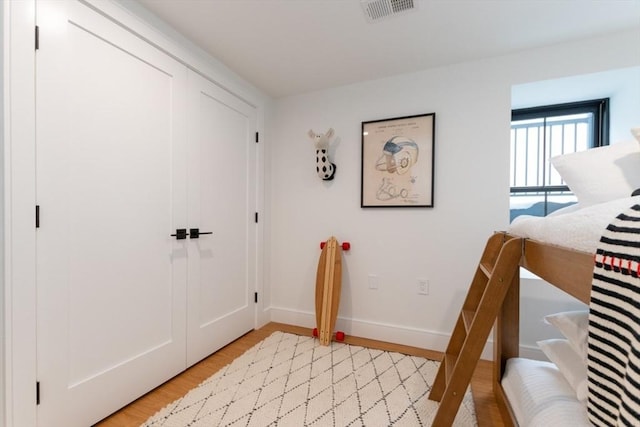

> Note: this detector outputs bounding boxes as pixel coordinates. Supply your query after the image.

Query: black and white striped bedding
[588,204,640,426]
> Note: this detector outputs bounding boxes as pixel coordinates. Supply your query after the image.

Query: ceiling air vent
[361,0,417,22]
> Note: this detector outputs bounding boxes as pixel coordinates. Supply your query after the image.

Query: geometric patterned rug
[141,332,477,426]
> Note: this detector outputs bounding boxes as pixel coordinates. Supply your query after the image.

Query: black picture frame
[361,113,435,208]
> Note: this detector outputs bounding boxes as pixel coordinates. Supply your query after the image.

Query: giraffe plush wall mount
[308,128,336,181]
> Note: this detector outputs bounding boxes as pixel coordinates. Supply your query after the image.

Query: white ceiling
[135,0,640,98]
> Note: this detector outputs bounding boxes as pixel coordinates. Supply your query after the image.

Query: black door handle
[170,228,189,240]
[190,228,213,239]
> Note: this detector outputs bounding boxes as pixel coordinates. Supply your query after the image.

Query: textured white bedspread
[508,196,640,254]
[502,358,591,427]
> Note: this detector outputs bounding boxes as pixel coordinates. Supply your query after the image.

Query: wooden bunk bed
[429,135,640,424]
[427,231,595,425]
[429,194,640,425]
[492,236,594,426]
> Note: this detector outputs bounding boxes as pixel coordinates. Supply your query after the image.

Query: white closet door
[36,1,187,426]
[186,72,256,366]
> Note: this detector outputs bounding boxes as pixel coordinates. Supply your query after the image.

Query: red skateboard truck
[320,241,350,251]
[313,327,345,342]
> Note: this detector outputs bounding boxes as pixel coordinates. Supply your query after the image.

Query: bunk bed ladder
[428,232,522,425]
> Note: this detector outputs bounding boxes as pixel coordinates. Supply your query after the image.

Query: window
[510,98,609,222]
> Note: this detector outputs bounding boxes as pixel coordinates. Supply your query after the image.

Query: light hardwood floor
[95,323,506,426]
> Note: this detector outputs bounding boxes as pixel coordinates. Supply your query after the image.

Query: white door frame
[4,1,37,426]
[3,1,267,425]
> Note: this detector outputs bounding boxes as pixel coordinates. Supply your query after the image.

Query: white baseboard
[268,306,547,361]
[268,306,496,360]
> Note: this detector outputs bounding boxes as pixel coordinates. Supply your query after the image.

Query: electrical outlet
[418,279,429,295]
[368,274,379,290]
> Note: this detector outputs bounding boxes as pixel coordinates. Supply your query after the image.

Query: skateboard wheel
[341,242,351,251]
[312,328,318,337]
[336,331,345,341]
[320,242,326,250]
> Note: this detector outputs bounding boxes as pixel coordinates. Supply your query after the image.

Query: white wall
[268,29,640,357]
[0,1,5,423]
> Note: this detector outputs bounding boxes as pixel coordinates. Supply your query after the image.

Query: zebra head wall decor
[308,128,336,181]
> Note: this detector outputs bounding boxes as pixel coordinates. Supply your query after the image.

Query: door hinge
[36,381,40,405]
[36,205,40,228]
[254,212,258,223]
[35,26,39,50]
[254,292,258,303]
[255,132,259,143]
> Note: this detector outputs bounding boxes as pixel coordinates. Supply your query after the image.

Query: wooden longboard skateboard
[315,236,343,345]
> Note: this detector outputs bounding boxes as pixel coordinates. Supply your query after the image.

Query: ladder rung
[479,262,492,277]
[444,353,456,384]
[462,310,475,333]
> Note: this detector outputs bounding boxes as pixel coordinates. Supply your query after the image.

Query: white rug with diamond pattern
[142,332,476,426]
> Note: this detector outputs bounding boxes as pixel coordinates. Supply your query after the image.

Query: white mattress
[501,358,591,426]
[508,196,640,254]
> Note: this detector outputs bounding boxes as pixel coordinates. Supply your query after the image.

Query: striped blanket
[588,204,640,426]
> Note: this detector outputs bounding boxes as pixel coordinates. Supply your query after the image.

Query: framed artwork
[361,113,435,207]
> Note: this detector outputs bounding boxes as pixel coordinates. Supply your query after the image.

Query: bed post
[492,237,521,426]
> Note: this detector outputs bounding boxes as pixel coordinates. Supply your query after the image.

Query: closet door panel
[36,1,187,426]
[187,72,256,366]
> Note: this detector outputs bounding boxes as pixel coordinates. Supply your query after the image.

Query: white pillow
[544,310,589,362]
[550,141,640,207]
[632,127,640,143]
[538,338,588,403]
